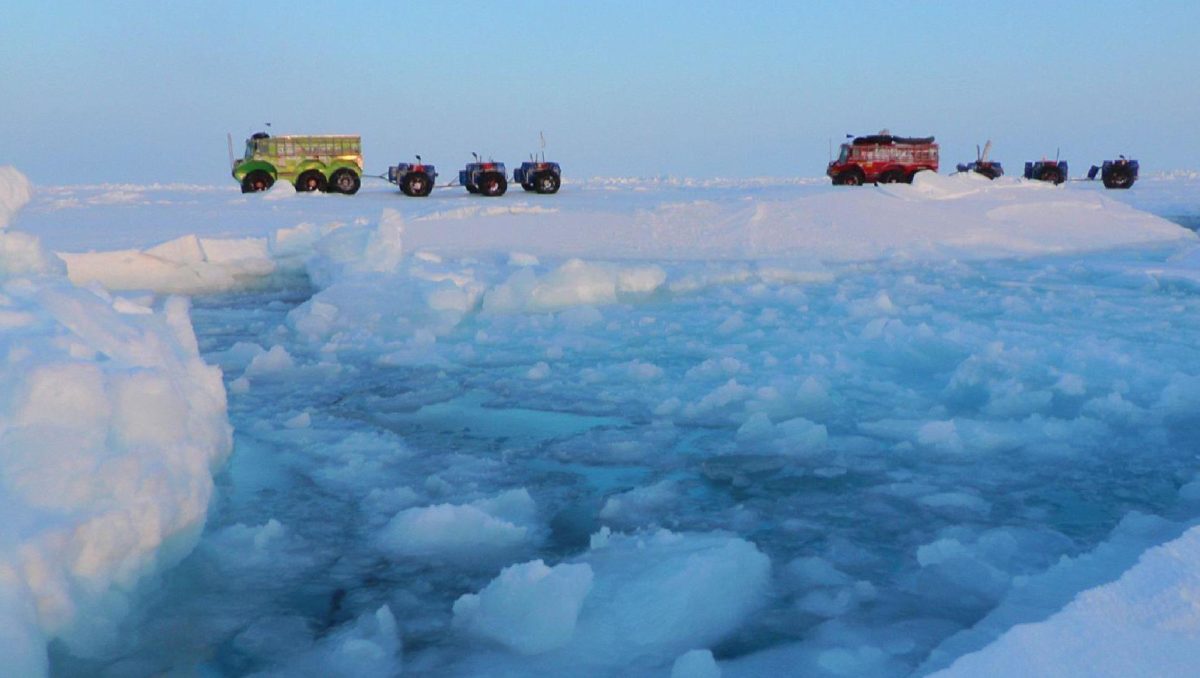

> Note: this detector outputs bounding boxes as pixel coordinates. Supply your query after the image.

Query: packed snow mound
[932,522,1200,677]
[395,174,1190,261]
[0,167,63,280]
[0,166,34,228]
[0,282,232,675]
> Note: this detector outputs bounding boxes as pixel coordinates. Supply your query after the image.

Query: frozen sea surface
[9,171,1200,676]
[49,248,1200,677]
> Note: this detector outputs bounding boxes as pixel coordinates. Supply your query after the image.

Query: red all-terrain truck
[827,134,939,186]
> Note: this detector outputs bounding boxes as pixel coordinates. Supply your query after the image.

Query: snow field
[30,171,1193,296]
[0,168,232,675]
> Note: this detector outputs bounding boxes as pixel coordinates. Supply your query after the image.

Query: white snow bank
[0,283,231,674]
[59,234,277,295]
[0,166,34,228]
[377,489,538,564]
[932,521,1200,678]
[39,173,1196,297]
[394,173,1191,261]
[916,508,1193,676]
[0,167,63,280]
[0,167,233,675]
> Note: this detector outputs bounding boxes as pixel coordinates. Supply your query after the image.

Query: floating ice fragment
[453,559,594,654]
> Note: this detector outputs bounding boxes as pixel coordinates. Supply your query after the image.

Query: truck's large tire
[534,172,561,194]
[241,170,274,193]
[838,170,864,186]
[479,172,507,197]
[329,169,361,195]
[877,170,904,184]
[295,170,326,193]
[401,172,433,197]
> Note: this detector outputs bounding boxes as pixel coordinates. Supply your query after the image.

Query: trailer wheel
[1103,166,1134,189]
[534,172,560,194]
[479,172,507,197]
[521,180,535,192]
[329,169,361,195]
[878,170,904,184]
[401,172,434,197]
[839,170,864,186]
[465,183,480,194]
[241,170,274,193]
[295,170,327,193]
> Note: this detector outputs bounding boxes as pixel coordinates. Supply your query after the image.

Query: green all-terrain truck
[230,132,363,194]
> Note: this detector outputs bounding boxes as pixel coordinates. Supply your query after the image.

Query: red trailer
[827,134,939,185]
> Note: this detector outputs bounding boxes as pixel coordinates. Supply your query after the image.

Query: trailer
[513,160,562,194]
[1087,156,1138,189]
[459,155,507,196]
[388,156,437,197]
[1024,159,1068,185]
[956,140,1004,179]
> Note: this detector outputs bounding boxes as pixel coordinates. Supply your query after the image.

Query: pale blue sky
[2,1,1197,183]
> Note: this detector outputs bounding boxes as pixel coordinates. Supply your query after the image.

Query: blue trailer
[387,156,437,197]
[513,161,562,194]
[459,155,507,196]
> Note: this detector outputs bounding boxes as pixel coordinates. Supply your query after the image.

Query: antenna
[472,152,479,162]
[227,133,235,169]
[981,140,992,164]
[540,130,546,163]
[416,154,422,163]
[1055,147,1060,163]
